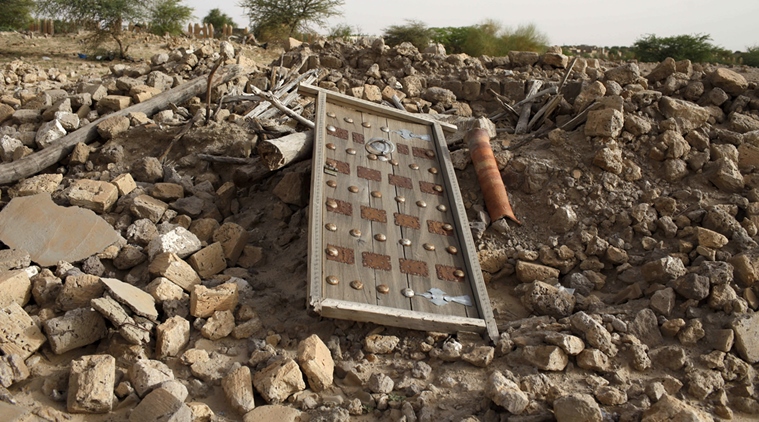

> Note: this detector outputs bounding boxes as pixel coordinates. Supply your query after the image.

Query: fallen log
[0,65,246,185]
[257,130,313,171]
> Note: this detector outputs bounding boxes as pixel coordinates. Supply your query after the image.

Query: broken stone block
[57,274,104,311]
[363,84,383,103]
[486,370,528,414]
[152,183,184,202]
[658,96,709,132]
[0,249,31,272]
[238,245,265,268]
[508,51,539,67]
[12,109,41,125]
[553,393,602,422]
[130,194,169,223]
[706,157,745,193]
[102,277,158,321]
[367,372,394,394]
[252,358,306,404]
[364,334,399,354]
[232,315,263,339]
[8,174,63,198]
[462,346,495,367]
[145,226,201,260]
[35,119,66,149]
[67,355,115,414]
[222,364,256,414]
[190,282,238,318]
[132,156,164,183]
[696,226,729,249]
[67,179,118,213]
[127,218,159,246]
[518,281,575,318]
[0,194,121,267]
[213,223,250,265]
[585,108,624,138]
[515,260,560,283]
[243,405,302,422]
[0,303,46,359]
[91,295,150,345]
[96,115,130,140]
[0,270,31,308]
[0,104,13,124]
[187,242,227,279]
[272,172,308,207]
[570,312,617,356]
[576,348,610,372]
[129,388,192,422]
[98,95,132,112]
[522,345,568,371]
[544,332,585,355]
[130,359,174,397]
[709,68,748,96]
[0,354,29,388]
[55,111,80,131]
[200,310,235,340]
[592,146,623,174]
[43,308,107,354]
[148,252,201,292]
[732,312,759,363]
[298,334,334,392]
[156,315,190,358]
[0,135,22,162]
[641,255,686,283]
[146,277,184,303]
[604,62,640,85]
[111,173,136,196]
[643,394,712,421]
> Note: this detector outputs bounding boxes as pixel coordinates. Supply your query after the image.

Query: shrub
[150,0,193,36]
[383,20,431,50]
[431,20,548,57]
[633,33,731,63]
[328,23,357,41]
[743,45,759,67]
[0,0,35,31]
[203,8,236,36]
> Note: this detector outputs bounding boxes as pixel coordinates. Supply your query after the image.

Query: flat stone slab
[0,194,121,267]
[101,277,158,321]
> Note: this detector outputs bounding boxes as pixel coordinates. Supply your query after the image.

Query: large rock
[0,303,46,359]
[554,394,602,422]
[486,371,529,414]
[297,334,334,392]
[149,252,201,291]
[508,51,539,67]
[604,63,640,85]
[252,358,306,404]
[585,108,624,138]
[0,270,31,308]
[156,316,190,358]
[43,308,107,354]
[709,68,748,96]
[68,179,119,214]
[732,312,759,363]
[222,365,256,414]
[67,355,115,414]
[129,388,191,422]
[146,227,202,260]
[658,96,709,132]
[515,260,560,283]
[518,281,575,318]
[0,194,121,267]
[130,359,174,397]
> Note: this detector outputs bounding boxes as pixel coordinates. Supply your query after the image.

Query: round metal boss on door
[325,223,337,231]
[326,143,336,150]
[349,229,361,237]
[453,270,465,278]
[446,246,459,255]
[344,117,354,123]
[326,125,336,133]
[401,288,415,298]
[416,200,427,208]
[429,167,439,174]
[326,180,337,188]
[348,185,359,193]
[327,112,336,118]
[362,122,371,128]
[399,239,412,247]
[350,280,364,290]
[326,199,337,209]
[443,223,454,231]
[326,276,339,285]
[409,163,419,170]
[346,148,357,155]
[374,234,387,242]
[395,196,406,203]
[371,191,382,198]
[326,247,338,257]
[380,126,390,133]
[377,284,389,294]
[423,243,436,251]
[437,205,447,212]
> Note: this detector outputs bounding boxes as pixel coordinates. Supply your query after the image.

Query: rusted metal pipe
[467,128,521,225]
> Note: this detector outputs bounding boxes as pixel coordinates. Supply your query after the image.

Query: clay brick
[190,282,238,318]
[148,252,201,292]
[56,274,104,311]
[130,194,169,223]
[213,222,249,265]
[111,173,136,196]
[187,242,227,279]
[0,270,31,308]
[68,179,119,213]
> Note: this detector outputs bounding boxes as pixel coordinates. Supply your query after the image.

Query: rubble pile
[0,33,758,421]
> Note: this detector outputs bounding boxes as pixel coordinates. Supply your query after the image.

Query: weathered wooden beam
[0,65,246,185]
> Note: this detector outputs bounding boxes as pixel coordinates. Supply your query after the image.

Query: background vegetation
[632,33,732,63]
[239,0,344,40]
[203,8,237,37]
[150,0,193,36]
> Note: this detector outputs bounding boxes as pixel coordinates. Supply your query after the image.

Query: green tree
[203,8,236,36]
[37,0,156,58]
[743,45,759,67]
[0,0,36,31]
[328,23,357,41]
[238,0,344,38]
[383,20,432,50]
[150,0,193,36]
[430,21,548,57]
[633,33,728,63]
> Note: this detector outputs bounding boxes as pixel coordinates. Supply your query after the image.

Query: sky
[187,0,759,52]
